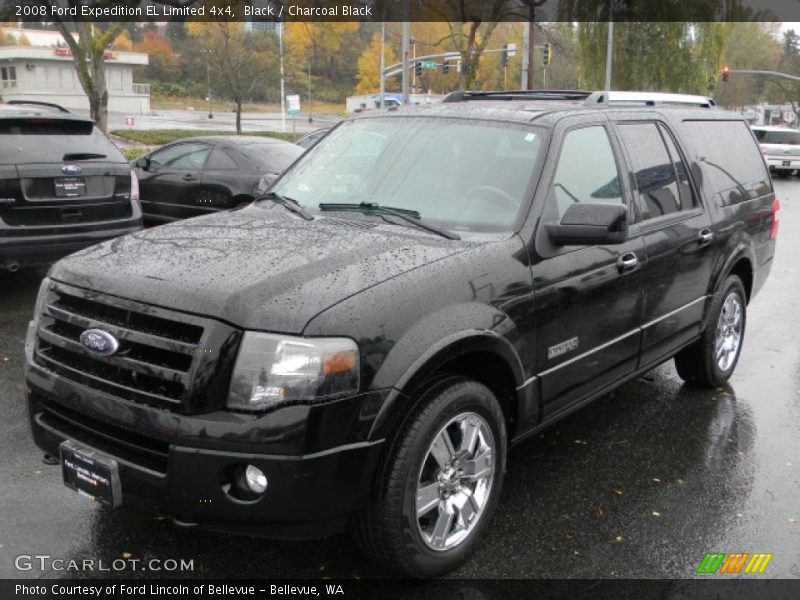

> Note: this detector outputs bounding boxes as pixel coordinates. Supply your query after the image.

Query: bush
[110,129,296,145]
[121,147,150,161]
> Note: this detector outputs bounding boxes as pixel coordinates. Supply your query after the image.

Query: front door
[138,142,211,222]
[531,120,647,418]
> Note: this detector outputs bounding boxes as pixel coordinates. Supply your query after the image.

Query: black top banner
[2,0,800,23]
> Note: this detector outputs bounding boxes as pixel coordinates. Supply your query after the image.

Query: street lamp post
[205,49,213,119]
[307,62,312,123]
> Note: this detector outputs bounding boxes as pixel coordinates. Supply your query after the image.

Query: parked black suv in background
[25,91,777,577]
[0,101,141,272]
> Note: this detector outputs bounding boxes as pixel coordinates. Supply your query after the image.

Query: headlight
[226,332,359,412]
[32,277,50,329]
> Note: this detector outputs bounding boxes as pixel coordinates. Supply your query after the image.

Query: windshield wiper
[63,152,106,161]
[318,202,460,240]
[257,191,314,221]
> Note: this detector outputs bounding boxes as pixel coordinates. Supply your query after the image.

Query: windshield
[272,117,546,233]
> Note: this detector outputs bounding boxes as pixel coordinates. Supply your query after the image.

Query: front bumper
[25,336,387,539]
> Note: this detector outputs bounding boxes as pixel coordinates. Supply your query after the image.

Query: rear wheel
[352,377,506,577]
[675,275,746,387]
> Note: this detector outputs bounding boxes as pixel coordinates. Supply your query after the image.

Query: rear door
[137,142,211,222]
[532,117,647,418]
[199,146,245,211]
[613,118,715,365]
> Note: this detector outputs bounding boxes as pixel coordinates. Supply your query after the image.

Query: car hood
[49,204,470,333]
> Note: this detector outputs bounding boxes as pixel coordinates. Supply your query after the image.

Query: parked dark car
[26,91,777,577]
[295,127,330,150]
[132,136,303,224]
[0,101,141,272]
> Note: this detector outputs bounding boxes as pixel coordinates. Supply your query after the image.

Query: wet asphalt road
[1,183,798,581]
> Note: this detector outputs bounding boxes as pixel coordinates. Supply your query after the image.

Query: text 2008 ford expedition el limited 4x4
[25,91,777,577]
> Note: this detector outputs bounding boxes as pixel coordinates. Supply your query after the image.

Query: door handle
[697,228,714,247]
[617,252,639,274]
[182,174,197,181]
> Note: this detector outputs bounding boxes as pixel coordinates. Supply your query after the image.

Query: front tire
[352,377,507,577]
[675,275,747,387]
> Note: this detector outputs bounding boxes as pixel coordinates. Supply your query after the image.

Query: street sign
[506,43,516,57]
[286,94,301,116]
[419,61,437,70]
[784,110,796,124]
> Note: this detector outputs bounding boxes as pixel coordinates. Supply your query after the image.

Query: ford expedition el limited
[25,91,777,577]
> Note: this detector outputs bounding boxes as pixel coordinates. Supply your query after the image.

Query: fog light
[244,465,268,494]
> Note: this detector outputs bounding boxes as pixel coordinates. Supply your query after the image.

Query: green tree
[714,23,781,110]
[47,0,129,131]
[574,22,731,95]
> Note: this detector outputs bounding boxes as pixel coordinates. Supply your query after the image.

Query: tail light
[130,169,140,202]
[770,199,780,240]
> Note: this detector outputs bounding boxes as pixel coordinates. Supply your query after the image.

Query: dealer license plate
[54,177,86,197]
[60,440,121,507]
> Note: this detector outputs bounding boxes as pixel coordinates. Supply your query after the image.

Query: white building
[0,28,150,114]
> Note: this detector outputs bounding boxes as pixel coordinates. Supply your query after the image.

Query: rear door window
[617,122,697,219]
[206,148,239,170]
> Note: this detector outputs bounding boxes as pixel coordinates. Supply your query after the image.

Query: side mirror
[134,156,150,170]
[545,203,628,246]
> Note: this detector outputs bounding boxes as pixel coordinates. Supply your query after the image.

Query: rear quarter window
[681,120,771,206]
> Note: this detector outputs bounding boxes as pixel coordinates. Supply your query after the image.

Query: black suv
[1,102,141,272]
[25,91,777,577]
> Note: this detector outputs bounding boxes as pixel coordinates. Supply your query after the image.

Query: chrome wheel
[714,292,743,372]
[415,412,496,551]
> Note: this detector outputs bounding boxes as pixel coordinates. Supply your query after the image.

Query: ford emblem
[62,165,82,175]
[79,329,119,357]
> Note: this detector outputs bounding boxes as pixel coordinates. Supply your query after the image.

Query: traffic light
[502,44,509,68]
[443,61,450,75]
[415,62,422,78]
[543,43,552,67]
[722,65,731,82]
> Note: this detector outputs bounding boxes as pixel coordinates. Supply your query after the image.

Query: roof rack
[443,90,593,103]
[584,91,716,108]
[5,100,71,113]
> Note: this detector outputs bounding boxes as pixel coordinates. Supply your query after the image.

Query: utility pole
[379,22,385,109]
[279,23,285,132]
[401,0,409,108]
[521,22,529,89]
[604,20,614,98]
[205,49,213,119]
[527,19,535,90]
[307,62,312,123]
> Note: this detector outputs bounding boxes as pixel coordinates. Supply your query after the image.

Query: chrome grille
[33,281,241,413]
